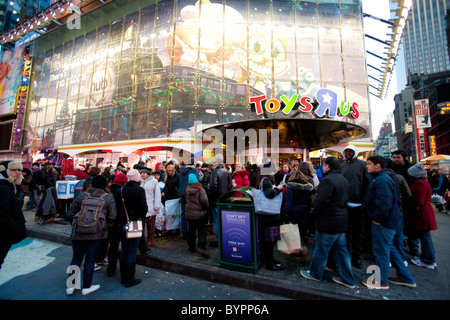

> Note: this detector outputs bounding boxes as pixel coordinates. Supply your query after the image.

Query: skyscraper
[402,0,450,79]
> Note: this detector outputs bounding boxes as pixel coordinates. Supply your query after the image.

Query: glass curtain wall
[25,0,369,151]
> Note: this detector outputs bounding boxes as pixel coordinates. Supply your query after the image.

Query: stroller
[34,187,64,224]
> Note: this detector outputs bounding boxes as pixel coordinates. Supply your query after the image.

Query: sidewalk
[23,208,450,300]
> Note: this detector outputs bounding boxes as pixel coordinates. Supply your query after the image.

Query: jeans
[70,239,102,288]
[393,212,407,261]
[180,197,189,238]
[371,223,415,285]
[212,206,219,242]
[310,232,356,286]
[187,218,207,250]
[119,227,140,265]
[18,190,37,210]
[409,230,436,265]
[346,205,365,261]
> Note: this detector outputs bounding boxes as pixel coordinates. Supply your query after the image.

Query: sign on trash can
[217,187,260,273]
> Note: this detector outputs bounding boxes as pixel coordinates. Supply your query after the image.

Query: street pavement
[0,238,285,301]
[19,206,450,300]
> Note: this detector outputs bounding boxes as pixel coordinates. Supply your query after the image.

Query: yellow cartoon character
[235,25,290,93]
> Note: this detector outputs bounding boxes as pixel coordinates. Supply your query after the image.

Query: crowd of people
[0,146,447,295]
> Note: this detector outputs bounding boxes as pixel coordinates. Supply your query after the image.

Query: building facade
[1,0,372,166]
[403,0,450,77]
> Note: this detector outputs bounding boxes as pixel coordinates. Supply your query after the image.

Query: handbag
[277,223,302,255]
[121,189,143,239]
[252,177,283,215]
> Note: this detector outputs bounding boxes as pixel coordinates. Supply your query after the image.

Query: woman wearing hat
[140,168,161,247]
[185,173,209,257]
[405,163,438,270]
[115,169,148,288]
[66,175,117,296]
[254,162,284,271]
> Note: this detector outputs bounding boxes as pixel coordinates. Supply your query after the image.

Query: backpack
[386,171,402,208]
[73,193,108,234]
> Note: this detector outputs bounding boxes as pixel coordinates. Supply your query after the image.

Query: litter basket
[216,187,260,273]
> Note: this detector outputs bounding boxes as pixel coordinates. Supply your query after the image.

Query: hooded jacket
[365,169,400,230]
[341,145,368,204]
[141,175,162,217]
[283,181,314,223]
[178,166,199,198]
[312,168,349,234]
[185,183,209,220]
[232,170,250,188]
[0,179,27,244]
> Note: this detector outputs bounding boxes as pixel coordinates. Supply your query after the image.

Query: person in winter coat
[386,159,412,265]
[0,161,27,270]
[19,167,37,211]
[185,173,209,257]
[178,163,199,239]
[274,163,291,186]
[115,169,148,288]
[106,173,127,277]
[283,170,314,245]
[340,144,369,269]
[200,163,213,231]
[363,156,416,289]
[255,162,284,271]
[209,156,233,247]
[140,168,161,247]
[392,150,412,182]
[300,156,356,289]
[66,175,116,296]
[232,164,250,188]
[248,164,259,188]
[405,163,438,270]
[162,164,179,203]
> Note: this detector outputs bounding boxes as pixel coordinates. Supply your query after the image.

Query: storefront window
[26,0,368,150]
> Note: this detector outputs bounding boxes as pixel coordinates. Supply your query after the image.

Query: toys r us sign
[250,88,360,119]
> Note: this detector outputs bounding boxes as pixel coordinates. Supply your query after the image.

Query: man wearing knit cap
[0,161,27,270]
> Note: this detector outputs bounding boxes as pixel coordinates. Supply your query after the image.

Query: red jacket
[405,179,437,232]
[73,170,88,180]
[232,170,250,188]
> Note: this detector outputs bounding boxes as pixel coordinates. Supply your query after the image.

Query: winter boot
[124,264,142,288]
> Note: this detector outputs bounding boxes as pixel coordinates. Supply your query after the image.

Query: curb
[27,224,362,300]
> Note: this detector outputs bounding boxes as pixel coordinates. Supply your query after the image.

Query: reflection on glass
[28,0,369,149]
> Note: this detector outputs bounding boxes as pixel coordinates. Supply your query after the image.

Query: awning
[57,137,208,157]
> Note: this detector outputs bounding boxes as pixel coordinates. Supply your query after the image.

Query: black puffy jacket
[312,169,349,234]
[115,181,148,225]
[0,180,27,245]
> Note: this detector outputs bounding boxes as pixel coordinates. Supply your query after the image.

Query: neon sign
[249,88,360,119]
[13,54,32,147]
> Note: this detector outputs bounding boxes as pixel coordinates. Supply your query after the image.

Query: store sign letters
[13,55,32,147]
[250,88,360,119]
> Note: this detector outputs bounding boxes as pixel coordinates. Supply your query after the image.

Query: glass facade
[25,0,370,152]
